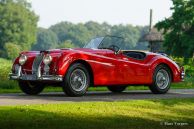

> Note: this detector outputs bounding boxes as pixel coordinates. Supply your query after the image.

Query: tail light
[180,66,185,80]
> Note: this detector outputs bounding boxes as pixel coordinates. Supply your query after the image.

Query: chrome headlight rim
[43,54,52,65]
[19,54,27,65]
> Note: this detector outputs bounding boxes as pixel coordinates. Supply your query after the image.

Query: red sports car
[9,36,185,96]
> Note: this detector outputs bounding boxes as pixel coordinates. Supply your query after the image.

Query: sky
[29,0,173,28]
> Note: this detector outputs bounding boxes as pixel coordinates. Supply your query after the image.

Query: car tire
[149,65,172,94]
[107,86,127,93]
[62,63,90,97]
[18,81,44,95]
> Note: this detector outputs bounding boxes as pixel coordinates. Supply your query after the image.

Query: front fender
[56,52,87,77]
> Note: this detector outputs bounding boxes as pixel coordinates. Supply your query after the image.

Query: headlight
[43,54,52,65]
[19,54,27,65]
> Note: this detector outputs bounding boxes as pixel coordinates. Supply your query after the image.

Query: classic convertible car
[9,36,185,96]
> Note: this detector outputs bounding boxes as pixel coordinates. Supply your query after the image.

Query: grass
[0,98,194,129]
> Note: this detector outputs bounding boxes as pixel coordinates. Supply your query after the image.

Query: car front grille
[32,53,44,74]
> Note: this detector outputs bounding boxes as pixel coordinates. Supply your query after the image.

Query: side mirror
[109,45,120,54]
[115,49,122,55]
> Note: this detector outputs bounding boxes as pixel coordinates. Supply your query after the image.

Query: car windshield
[84,36,124,50]
[84,37,104,49]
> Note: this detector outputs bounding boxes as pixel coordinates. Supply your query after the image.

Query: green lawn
[0,98,194,129]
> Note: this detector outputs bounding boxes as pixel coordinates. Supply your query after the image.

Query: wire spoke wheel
[70,69,87,92]
[149,65,172,94]
[63,63,90,97]
[156,69,170,90]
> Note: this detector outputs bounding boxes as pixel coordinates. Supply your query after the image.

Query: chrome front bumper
[9,66,63,82]
[9,73,63,82]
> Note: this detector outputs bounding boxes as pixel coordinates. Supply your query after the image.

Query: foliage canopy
[0,0,38,59]
[47,21,147,50]
[156,0,194,58]
[32,28,58,51]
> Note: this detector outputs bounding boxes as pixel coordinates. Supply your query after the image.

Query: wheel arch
[154,63,173,82]
[68,59,94,86]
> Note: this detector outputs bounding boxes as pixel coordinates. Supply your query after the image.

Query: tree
[111,24,142,49]
[32,28,58,51]
[4,42,21,59]
[49,21,145,49]
[49,22,74,44]
[58,40,77,49]
[156,0,194,58]
[84,21,110,36]
[68,23,92,47]
[0,0,38,57]
[134,26,149,50]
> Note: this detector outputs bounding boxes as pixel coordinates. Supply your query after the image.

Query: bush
[0,58,12,80]
[0,58,18,89]
[172,57,194,77]
[172,57,184,66]
[4,43,21,60]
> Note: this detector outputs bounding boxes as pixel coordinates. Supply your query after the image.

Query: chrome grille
[32,53,44,74]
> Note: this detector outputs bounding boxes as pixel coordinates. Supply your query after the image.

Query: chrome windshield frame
[84,35,124,50]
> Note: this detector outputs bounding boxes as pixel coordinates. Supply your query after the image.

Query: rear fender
[150,56,180,83]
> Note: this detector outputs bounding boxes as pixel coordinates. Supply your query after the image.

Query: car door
[104,50,135,84]
[119,52,150,84]
[105,50,150,85]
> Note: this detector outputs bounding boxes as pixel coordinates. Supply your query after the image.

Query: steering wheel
[108,45,121,53]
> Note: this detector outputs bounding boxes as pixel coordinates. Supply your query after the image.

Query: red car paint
[12,48,183,86]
